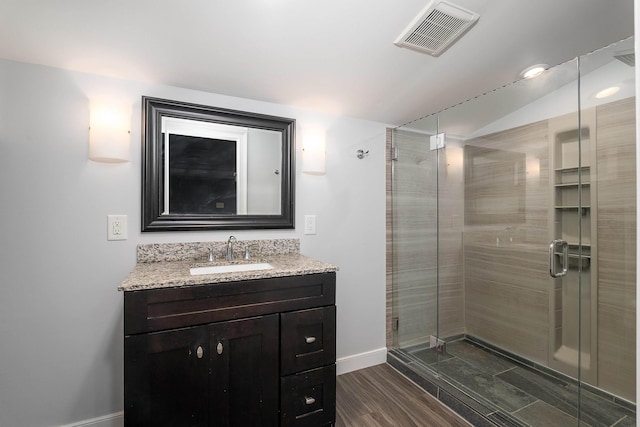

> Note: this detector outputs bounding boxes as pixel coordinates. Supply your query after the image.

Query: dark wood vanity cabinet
[124,272,336,427]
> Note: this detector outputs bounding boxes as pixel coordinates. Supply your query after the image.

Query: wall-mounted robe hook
[356,149,369,159]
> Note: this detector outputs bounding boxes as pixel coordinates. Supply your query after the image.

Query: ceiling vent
[613,49,635,67]
[394,0,479,56]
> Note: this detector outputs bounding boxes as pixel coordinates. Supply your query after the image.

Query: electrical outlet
[108,215,128,241]
[304,215,316,235]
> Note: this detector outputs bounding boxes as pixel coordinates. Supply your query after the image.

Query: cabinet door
[125,326,210,427]
[210,314,280,427]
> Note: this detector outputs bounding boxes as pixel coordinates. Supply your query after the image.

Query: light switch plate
[108,215,128,240]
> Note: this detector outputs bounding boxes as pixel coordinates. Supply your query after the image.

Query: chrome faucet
[226,236,237,262]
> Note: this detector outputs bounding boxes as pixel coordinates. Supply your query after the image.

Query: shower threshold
[387,337,635,427]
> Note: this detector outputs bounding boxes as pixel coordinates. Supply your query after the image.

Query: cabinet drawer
[125,273,336,335]
[280,306,336,375]
[280,365,336,427]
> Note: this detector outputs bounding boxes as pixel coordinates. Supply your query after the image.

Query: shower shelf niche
[548,108,598,387]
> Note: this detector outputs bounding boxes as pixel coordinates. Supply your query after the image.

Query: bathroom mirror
[142,97,295,231]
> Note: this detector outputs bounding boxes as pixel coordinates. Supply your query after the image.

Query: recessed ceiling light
[595,86,620,99]
[520,64,548,79]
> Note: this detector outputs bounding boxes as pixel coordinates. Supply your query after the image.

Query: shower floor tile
[496,366,580,416]
[436,357,538,413]
[513,401,593,427]
[612,415,638,427]
[399,339,636,427]
[497,365,635,427]
[410,347,453,365]
[445,340,518,375]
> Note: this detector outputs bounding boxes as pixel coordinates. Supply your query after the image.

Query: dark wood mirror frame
[142,96,295,231]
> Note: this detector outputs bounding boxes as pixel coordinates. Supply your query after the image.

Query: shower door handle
[549,239,568,278]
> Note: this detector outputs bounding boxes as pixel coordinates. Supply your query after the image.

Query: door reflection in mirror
[161,117,281,216]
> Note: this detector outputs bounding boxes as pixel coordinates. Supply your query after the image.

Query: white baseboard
[336,347,387,375]
[59,412,123,427]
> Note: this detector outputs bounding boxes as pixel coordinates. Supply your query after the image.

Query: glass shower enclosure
[389,37,636,426]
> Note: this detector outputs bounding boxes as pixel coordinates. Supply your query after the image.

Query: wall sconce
[526,156,540,180]
[302,128,326,175]
[89,101,131,163]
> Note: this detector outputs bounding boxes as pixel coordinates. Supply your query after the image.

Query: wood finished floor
[336,363,471,427]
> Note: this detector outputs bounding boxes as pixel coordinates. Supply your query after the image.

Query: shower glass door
[575,38,636,405]
[391,36,635,426]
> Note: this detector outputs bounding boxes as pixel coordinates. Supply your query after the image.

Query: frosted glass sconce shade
[302,129,326,175]
[89,102,131,163]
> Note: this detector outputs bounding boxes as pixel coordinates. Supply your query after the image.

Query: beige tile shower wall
[389,130,465,348]
[595,97,636,401]
[463,121,551,243]
[463,121,551,364]
[464,244,550,363]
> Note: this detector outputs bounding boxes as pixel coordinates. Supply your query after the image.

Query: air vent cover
[394,0,479,56]
[614,49,635,67]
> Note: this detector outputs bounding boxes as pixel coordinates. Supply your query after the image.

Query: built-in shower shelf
[565,243,591,251]
[569,253,591,259]
[554,182,590,188]
[554,252,591,259]
[554,165,591,188]
[554,166,591,172]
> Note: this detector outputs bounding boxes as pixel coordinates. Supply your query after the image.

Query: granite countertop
[118,253,338,292]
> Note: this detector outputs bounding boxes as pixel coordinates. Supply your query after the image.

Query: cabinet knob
[196,346,204,359]
[304,396,316,405]
[305,336,316,344]
[216,342,223,355]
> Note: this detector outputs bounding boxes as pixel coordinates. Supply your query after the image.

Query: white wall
[0,59,387,426]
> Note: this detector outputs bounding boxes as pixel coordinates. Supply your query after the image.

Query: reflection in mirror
[142,97,294,231]
[161,118,282,215]
[464,145,526,225]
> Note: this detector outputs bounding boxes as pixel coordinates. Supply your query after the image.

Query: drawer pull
[304,396,316,405]
[305,336,316,344]
[216,342,223,355]
[196,346,204,359]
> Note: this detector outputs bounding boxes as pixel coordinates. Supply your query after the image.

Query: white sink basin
[190,263,274,276]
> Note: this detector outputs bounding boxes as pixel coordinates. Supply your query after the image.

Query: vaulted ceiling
[0,0,634,125]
